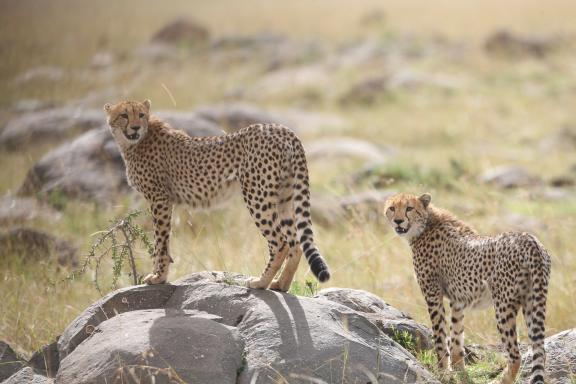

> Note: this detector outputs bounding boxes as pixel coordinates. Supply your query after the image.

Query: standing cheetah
[384,193,550,384]
[104,99,330,291]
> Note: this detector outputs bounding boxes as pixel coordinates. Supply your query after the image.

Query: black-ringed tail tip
[317,269,331,283]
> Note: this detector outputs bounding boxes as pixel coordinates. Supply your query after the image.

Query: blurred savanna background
[1,0,575,375]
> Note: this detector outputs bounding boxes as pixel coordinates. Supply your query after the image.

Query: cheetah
[384,193,551,384]
[104,99,330,291]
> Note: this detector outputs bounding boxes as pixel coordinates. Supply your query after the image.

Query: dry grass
[0,0,575,368]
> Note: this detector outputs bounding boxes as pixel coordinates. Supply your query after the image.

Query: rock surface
[56,271,438,384]
[3,367,53,384]
[0,196,61,226]
[195,103,291,132]
[484,30,561,59]
[0,107,103,150]
[305,137,391,163]
[57,309,239,384]
[0,341,26,382]
[151,18,210,46]
[0,227,76,266]
[480,165,542,189]
[317,287,433,351]
[28,340,60,378]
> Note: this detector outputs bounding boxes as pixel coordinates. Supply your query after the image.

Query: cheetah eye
[406,206,414,212]
[139,112,145,118]
[120,113,128,119]
[388,207,395,212]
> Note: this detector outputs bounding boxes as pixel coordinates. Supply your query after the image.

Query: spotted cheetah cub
[384,193,550,384]
[104,99,330,290]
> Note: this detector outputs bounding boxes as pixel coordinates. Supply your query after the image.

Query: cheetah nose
[131,125,141,131]
[394,219,404,225]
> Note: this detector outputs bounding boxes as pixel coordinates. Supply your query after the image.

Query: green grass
[1,0,576,368]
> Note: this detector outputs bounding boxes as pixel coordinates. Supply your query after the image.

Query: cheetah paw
[143,273,167,285]
[269,279,290,292]
[246,277,269,289]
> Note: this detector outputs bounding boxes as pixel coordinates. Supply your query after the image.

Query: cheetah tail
[526,235,551,384]
[292,138,330,283]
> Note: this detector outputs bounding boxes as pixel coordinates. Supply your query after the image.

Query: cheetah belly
[467,281,492,311]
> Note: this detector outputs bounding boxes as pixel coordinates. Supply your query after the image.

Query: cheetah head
[384,193,431,240]
[104,99,151,146]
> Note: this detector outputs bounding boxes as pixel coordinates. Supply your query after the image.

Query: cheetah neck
[409,206,477,247]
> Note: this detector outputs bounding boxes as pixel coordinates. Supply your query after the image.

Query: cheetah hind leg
[248,242,289,289]
[489,298,521,384]
[269,183,300,292]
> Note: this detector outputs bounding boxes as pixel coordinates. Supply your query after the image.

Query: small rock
[90,51,114,69]
[13,66,64,84]
[485,30,561,59]
[311,190,396,226]
[151,18,210,47]
[28,339,59,378]
[195,103,290,132]
[539,126,576,152]
[340,70,463,105]
[0,341,26,381]
[305,137,391,163]
[549,175,575,187]
[0,196,61,226]
[0,227,76,266]
[12,99,55,113]
[3,367,53,384]
[480,165,542,189]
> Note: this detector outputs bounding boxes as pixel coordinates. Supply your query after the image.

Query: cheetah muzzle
[104,99,331,292]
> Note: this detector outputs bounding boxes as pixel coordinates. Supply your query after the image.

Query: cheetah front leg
[449,301,466,370]
[143,199,173,285]
[424,289,450,373]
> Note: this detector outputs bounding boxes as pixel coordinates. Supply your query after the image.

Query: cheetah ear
[103,103,113,114]
[419,193,431,208]
[142,99,151,112]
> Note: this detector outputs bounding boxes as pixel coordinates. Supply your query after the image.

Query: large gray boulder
[56,309,239,384]
[56,271,438,384]
[0,107,102,150]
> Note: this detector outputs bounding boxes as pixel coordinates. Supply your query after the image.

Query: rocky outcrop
[55,271,438,384]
